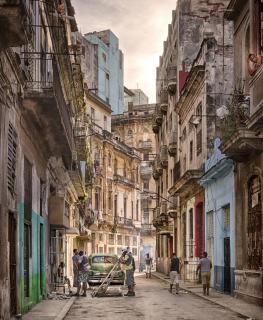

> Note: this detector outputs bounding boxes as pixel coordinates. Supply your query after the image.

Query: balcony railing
[168,131,177,156]
[117,216,133,227]
[113,174,135,188]
[160,145,168,168]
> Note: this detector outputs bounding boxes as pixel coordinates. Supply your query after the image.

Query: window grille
[7,123,17,195]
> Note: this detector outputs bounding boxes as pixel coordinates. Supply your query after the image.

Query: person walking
[72,249,79,288]
[145,253,153,279]
[169,253,181,294]
[120,247,136,296]
[196,251,212,296]
[76,251,89,297]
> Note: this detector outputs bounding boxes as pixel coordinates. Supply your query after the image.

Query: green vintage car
[88,253,125,285]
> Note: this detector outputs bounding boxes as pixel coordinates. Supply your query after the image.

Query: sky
[71,0,177,103]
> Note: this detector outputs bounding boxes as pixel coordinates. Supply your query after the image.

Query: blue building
[200,138,236,294]
[84,30,124,115]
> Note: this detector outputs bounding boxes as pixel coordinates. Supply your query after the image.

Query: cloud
[72,0,177,102]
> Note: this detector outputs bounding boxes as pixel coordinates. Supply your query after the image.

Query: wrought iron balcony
[168,131,177,156]
[160,145,168,168]
[167,66,177,95]
[113,174,135,188]
[0,0,33,47]
[160,89,168,114]
[116,216,134,227]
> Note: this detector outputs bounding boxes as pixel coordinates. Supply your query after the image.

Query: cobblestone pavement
[65,275,247,320]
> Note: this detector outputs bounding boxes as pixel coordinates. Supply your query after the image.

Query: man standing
[169,253,181,294]
[196,251,212,296]
[76,251,89,297]
[120,247,136,296]
[72,249,79,288]
[145,253,153,279]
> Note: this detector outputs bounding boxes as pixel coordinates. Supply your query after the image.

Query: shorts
[145,265,151,273]
[170,271,179,285]
[201,272,211,285]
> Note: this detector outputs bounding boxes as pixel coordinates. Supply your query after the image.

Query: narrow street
[65,276,246,320]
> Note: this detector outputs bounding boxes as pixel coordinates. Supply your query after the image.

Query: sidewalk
[21,296,76,320]
[152,272,263,320]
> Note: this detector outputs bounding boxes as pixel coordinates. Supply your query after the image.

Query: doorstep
[152,272,263,320]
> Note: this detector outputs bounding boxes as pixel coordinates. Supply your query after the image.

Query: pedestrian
[169,252,181,294]
[196,251,212,296]
[120,247,136,296]
[72,249,79,288]
[145,253,153,279]
[76,250,89,297]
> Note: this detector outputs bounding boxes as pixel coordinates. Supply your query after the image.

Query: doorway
[224,237,231,293]
[8,212,17,315]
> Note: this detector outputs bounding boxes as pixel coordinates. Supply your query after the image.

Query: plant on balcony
[220,85,250,143]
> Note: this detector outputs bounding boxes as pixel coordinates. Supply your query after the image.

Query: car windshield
[92,256,117,264]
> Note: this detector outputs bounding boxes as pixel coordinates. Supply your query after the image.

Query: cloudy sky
[72,0,177,103]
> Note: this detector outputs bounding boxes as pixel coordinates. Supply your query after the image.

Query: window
[108,247,114,254]
[131,201,134,220]
[136,200,139,221]
[99,233,103,242]
[108,191,112,210]
[106,73,110,80]
[95,190,100,210]
[104,116,107,130]
[143,211,149,224]
[108,234,115,245]
[143,181,149,190]
[143,153,149,161]
[196,131,202,156]
[133,237,137,246]
[190,140,193,162]
[7,123,17,196]
[223,205,230,230]
[125,236,130,246]
[91,107,95,122]
[132,248,137,256]
[108,153,111,167]
[117,235,122,245]
[114,195,118,217]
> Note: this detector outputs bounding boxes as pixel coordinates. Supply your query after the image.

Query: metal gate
[8,212,17,315]
[50,228,68,292]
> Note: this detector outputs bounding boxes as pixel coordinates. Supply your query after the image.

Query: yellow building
[112,102,157,267]
[85,91,142,263]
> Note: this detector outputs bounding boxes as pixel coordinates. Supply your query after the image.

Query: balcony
[117,216,134,228]
[22,62,74,169]
[48,196,70,228]
[167,196,178,218]
[160,89,168,114]
[168,131,177,156]
[169,169,204,198]
[140,162,152,178]
[113,174,135,188]
[152,155,163,180]
[152,105,163,133]
[167,66,177,95]
[160,145,168,168]
[138,140,152,150]
[68,165,86,198]
[74,117,89,161]
[141,223,155,236]
[160,201,167,215]
[0,0,33,47]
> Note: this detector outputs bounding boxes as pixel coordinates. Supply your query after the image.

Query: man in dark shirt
[169,253,181,294]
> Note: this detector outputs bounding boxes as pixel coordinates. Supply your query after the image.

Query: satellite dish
[216,105,229,119]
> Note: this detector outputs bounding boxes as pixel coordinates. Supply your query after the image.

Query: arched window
[247,175,262,270]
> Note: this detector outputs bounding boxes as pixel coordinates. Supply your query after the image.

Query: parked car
[88,254,125,285]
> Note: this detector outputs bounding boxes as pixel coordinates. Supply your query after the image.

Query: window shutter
[7,123,18,195]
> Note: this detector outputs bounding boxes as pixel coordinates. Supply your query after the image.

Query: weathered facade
[0,1,89,318]
[153,0,232,276]
[221,0,263,304]
[112,102,157,267]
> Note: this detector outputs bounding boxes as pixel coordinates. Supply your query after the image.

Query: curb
[152,273,253,320]
[54,297,76,320]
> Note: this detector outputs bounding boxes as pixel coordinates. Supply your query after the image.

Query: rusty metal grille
[8,212,17,315]
[247,176,262,270]
[7,123,17,196]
